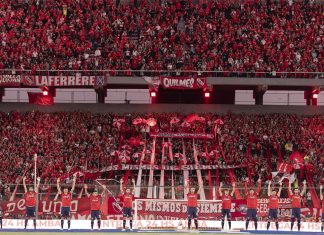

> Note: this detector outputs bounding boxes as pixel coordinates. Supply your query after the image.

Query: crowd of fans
[0,0,323,75]
[0,111,322,200]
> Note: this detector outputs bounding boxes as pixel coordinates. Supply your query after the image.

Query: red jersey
[322,198,324,211]
[187,193,198,207]
[25,192,37,207]
[123,194,133,208]
[268,195,279,209]
[61,192,72,207]
[89,195,101,211]
[246,193,258,209]
[221,195,232,210]
[289,193,302,208]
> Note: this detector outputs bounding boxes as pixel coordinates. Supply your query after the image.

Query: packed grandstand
[0,111,322,219]
[0,0,322,73]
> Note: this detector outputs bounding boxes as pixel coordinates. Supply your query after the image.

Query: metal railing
[1,69,323,79]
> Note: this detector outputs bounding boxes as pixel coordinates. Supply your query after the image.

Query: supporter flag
[185,114,205,123]
[28,92,54,106]
[170,117,180,125]
[132,118,146,125]
[277,162,293,173]
[289,151,304,169]
[113,118,125,129]
[272,171,296,183]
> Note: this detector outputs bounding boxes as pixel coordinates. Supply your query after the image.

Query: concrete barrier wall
[0,103,323,115]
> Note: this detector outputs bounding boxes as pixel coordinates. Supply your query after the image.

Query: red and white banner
[0,74,21,86]
[22,74,108,87]
[144,76,207,90]
[2,197,93,218]
[1,197,319,221]
[131,199,319,221]
[150,132,214,139]
[96,164,251,172]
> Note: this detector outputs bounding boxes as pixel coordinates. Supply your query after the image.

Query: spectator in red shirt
[219,182,235,230]
[56,176,76,231]
[23,176,40,230]
[84,184,106,231]
[267,180,282,231]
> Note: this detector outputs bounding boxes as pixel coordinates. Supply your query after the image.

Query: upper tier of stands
[0,0,322,74]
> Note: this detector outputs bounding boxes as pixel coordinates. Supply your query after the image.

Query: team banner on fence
[150,132,214,139]
[22,74,108,87]
[144,76,207,90]
[1,197,318,221]
[0,74,21,87]
[91,164,250,173]
[108,199,317,220]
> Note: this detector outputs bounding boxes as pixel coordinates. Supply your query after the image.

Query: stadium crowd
[0,0,323,74]
[0,111,322,196]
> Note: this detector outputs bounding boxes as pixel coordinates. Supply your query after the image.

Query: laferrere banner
[22,74,107,87]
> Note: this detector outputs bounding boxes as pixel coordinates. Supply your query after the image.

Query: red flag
[28,92,54,105]
[289,151,304,169]
[277,162,293,173]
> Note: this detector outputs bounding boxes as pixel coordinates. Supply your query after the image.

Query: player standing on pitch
[84,184,106,230]
[267,180,282,230]
[120,178,135,231]
[288,180,306,231]
[319,184,323,232]
[23,176,40,229]
[185,179,202,231]
[219,182,235,230]
[57,176,76,230]
[244,178,261,230]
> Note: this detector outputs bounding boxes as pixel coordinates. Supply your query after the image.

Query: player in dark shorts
[120,178,136,231]
[244,178,261,230]
[84,184,106,230]
[185,179,202,230]
[267,180,282,230]
[320,185,323,232]
[288,180,306,231]
[23,176,40,229]
[57,176,76,230]
[219,182,235,230]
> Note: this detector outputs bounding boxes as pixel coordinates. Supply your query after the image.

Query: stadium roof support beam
[0,87,4,102]
[95,87,107,103]
[253,85,268,105]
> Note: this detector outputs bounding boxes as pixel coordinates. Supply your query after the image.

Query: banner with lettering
[1,197,319,221]
[22,74,108,87]
[108,198,318,221]
[144,76,207,90]
[150,132,214,139]
[0,74,21,87]
[84,164,251,174]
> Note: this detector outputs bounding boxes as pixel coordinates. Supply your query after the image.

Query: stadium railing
[1,69,323,79]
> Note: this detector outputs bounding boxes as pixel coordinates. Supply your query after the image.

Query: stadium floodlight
[150,91,157,97]
[204,92,210,98]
